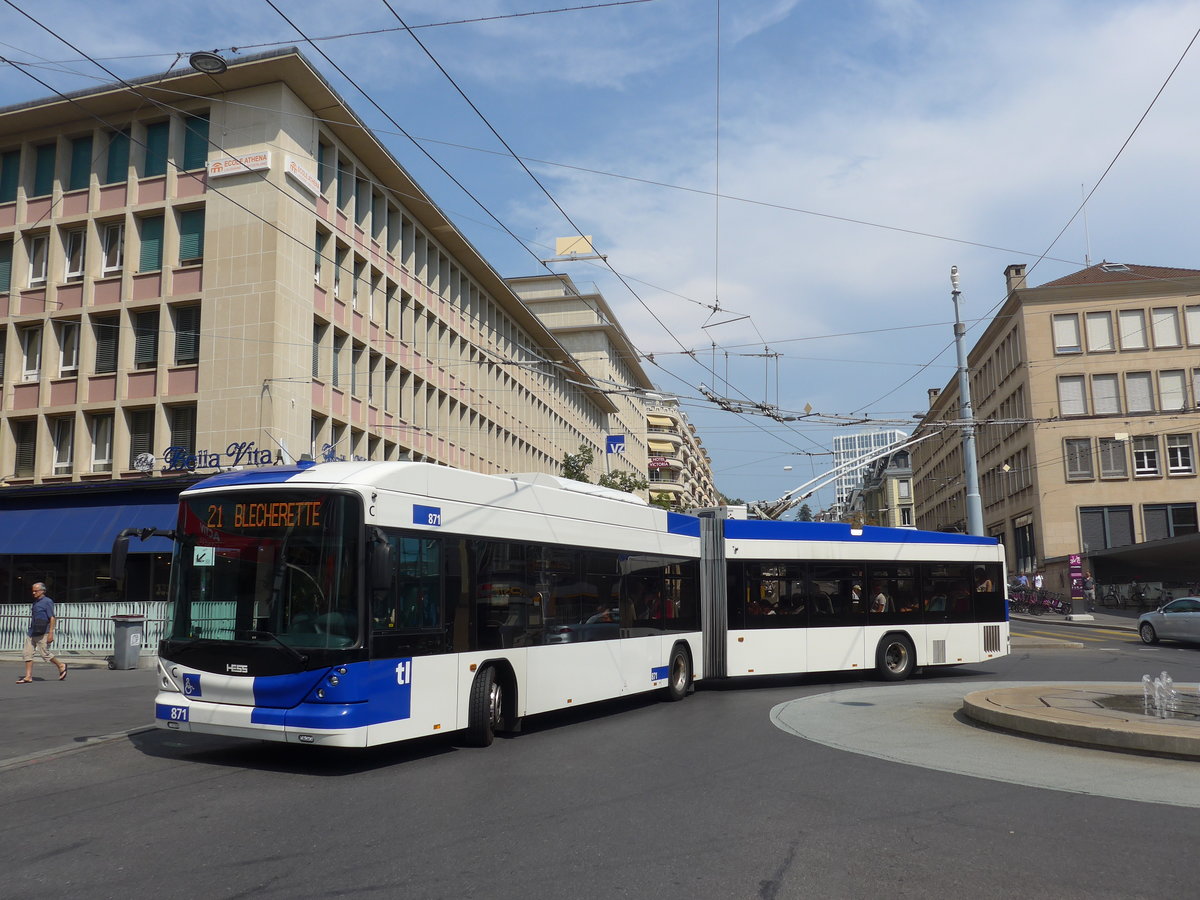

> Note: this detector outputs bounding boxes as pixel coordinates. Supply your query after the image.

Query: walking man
[17,583,67,684]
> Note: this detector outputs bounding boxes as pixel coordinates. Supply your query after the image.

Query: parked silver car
[1138,597,1200,645]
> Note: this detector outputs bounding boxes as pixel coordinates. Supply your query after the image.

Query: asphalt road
[3,631,1199,899]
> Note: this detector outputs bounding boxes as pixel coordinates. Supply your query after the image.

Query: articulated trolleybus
[147,461,1007,749]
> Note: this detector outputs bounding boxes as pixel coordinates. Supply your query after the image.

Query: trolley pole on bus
[950,266,984,536]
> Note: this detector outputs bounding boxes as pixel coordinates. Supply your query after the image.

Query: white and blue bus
[149,461,702,748]
[140,462,1007,748]
[696,516,1008,684]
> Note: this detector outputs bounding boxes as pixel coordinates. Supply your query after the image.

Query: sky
[3,0,1200,509]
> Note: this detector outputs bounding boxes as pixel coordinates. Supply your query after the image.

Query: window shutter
[1186,305,1200,346]
[129,408,154,461]
[13,420,36,477]
[1085,312,1113,351]
[0,149,19,202]
[1092,374,1119,414]
[139,215,164,271]
[1126,372,1153,412]
[1057,375,1086,416]
[1079,508,1105,552]
[1099,439,1127,478]
[0,239,11,293]
[105,130,130,184]
[178,208,204,262]
[174,306,199,365]
[1109,508,1134,547]
[94,316,118,373]
[0,327,6,383]
[1160,370,1186,411]
[1051,315,1080,352]
[134,310,159,368]
[1144,506,1169,542]
[1118,310,1147,349]
[170,406,196,454]
[144,121,169,177]
[1151,308,1181,347]
[33,143,56,196]
[69,136,92,191]
[182,113,209,170]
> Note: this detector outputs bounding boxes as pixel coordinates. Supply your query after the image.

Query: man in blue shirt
[17,583,67,683]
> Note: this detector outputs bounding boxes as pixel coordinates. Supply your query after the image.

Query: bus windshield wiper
[246,630,309,665]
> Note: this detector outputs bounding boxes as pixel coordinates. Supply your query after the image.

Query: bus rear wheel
[467,665,503,747]
[876,635,916,682]
[665,645,691,701]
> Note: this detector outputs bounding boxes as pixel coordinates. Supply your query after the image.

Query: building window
[333,245,346,298]
[352,258,364,308]
[28,233,48,284]
[1118,309,1147,350]
[128,408,154,469]
[332,333,343,387]
[173,306,200,365]
[20,325,41,382]
[337,159,352,209]
[139,215,164,272]
[1051,314,1081,354]
[12,419,36,477]
[169,405,196,455]
[312,323,324,378]
[0,238,11,292]
[1159,370,1187,411]
[1014,519,1036,573]
[1132,435,1160,477]
[68,135,92,192]
[181,113,209,170]
[52,416,74,475]
[314,229,327,282]
[0,148,19,202]
[900,507,912,526]
[1080,505,1134,552]
[897,478,911,499]
[0,326,6,382]
[317,141,334,193]
[351,344,363,396]
[1125,371,1153,413]
[93,315,119,374]
[33,143,56,197]
[1166,434,1195,475]
[1186,304,1200,346]
[1092,373,1120,414]
[1144,503,1199,541]
[90,413,113,472]
[101,221,124,274]
[64,228,85,281]
[133,310,159,370]
[58,321,79,374]
[177,208,204,265]
[1099,436,1128,480]
[105,129,130,184]
[143,121,169,177]
[1056,375,1086,416]
[1064,438,1093,480]
[1085,311,1114,352]
[1151,307,1182,348]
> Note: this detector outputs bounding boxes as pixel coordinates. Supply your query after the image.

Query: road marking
[1015,629,1116,643]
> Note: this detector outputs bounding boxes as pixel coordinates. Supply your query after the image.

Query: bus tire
[665,644,691,701]
[467,665,502,747]
[876,634,916,682]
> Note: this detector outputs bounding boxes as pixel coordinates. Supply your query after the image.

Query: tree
[797,503,814,522]
[598,470,649,494]
[561,444,594,482]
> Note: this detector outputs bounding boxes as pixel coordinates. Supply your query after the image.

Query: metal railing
[0,600,172,656]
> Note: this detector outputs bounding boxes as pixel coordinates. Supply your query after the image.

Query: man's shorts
[22,634,55,663]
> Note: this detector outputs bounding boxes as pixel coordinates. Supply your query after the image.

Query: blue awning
[0,499,179,554]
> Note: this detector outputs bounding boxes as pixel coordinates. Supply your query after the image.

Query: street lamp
[950,266,984,536]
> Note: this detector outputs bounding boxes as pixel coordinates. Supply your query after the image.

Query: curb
[962,685,1200,760]
[1010,638,1084,649]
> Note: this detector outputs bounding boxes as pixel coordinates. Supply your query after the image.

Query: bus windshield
[169,491,361,649]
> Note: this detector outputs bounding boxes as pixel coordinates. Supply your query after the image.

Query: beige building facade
[912,262,1200,589]
[0,50,638,488]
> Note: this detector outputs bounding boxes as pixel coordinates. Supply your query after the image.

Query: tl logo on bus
[395,660,412,685]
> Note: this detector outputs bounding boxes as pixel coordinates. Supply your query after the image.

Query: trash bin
[111,614,146,670]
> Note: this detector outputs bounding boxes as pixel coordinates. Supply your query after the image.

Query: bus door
[806,564,867,673]
[921,563,972,663]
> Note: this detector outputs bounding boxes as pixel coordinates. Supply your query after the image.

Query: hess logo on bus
[226,664,249,674]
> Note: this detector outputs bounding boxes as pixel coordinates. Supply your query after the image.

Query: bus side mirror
[110,528,136,590]
[368,527,393,590]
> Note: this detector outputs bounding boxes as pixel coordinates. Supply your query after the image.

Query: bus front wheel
[876,635,916,682]
[467,665,503,747]
[665,645,691,701]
